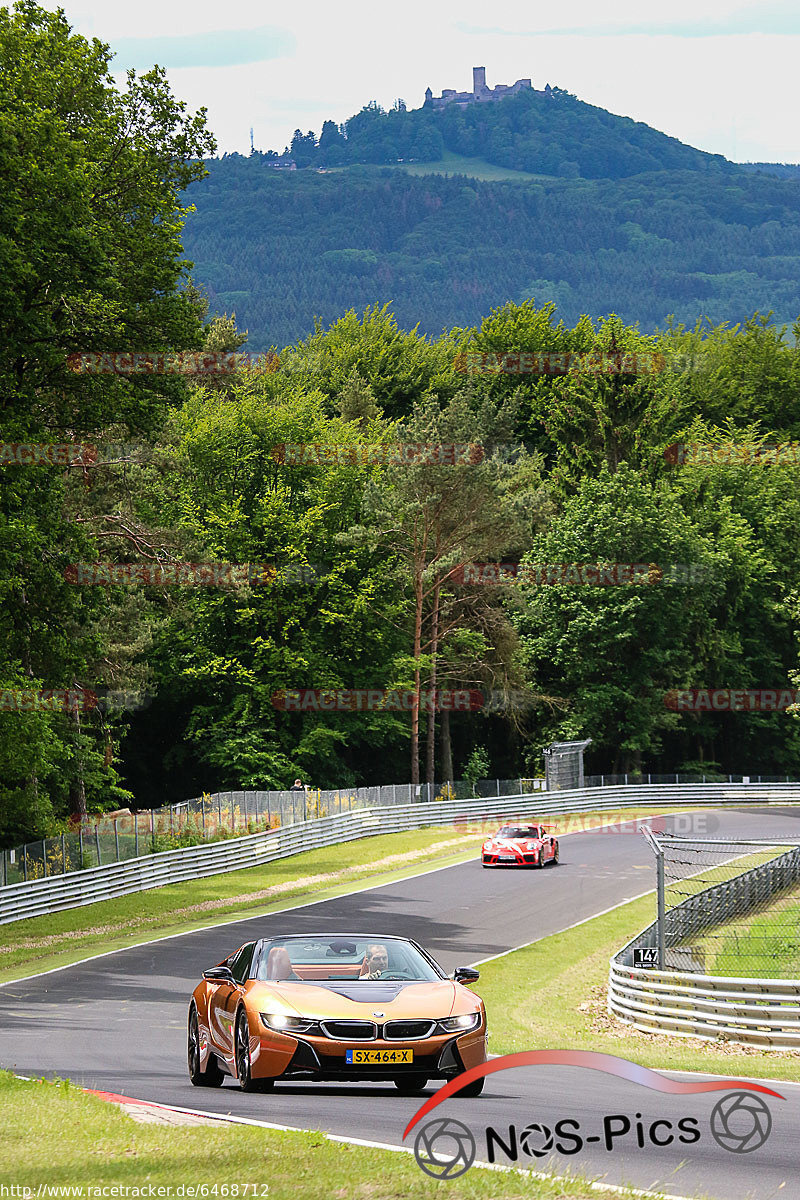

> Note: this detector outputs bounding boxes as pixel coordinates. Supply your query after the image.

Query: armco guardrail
[6,771,790,886]
[3,782,800,927]
[608,961,800,1050]
[609,838,800,1048]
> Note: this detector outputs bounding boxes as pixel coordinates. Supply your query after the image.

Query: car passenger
[266,946,300,981]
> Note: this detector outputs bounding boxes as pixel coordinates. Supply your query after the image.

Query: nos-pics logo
[406,1051,781,1180]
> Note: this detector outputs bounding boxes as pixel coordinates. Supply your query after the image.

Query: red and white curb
[64,1081,694,1200]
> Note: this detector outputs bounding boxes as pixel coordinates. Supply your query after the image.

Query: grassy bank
[0,1071,655,1199]
[0,826,479,983]
[475,894,800,1082]
[693,882,800,978]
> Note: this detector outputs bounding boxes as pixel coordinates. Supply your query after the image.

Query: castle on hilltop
[424,66,551,109]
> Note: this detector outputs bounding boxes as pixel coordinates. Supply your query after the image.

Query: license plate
[345,1048,413,1064]
[498,854,516,861]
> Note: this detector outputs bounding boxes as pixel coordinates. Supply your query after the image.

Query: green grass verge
[0,1071,649,1198]
[328,149,556,183]
[692,883,800,978]
[0,826,481,983]
[0,806,712,986]
[665,848,785,908]
[474,894,800,1082]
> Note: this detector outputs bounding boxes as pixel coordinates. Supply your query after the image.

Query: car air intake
[383,1020,436,1040]
[320,1020,377,1040]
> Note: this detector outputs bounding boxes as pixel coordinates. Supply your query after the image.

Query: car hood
[246,979,461,1018]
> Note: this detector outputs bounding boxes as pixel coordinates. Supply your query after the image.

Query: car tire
[188,1007,224,1088]
[534,851,544,868]
[551,841,560,865]
[236,1009,274,1093]
[456,1074,485,1097]
[394,1074,429,1094]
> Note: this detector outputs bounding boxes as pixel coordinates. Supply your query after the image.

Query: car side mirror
[203,965,235,984]
[453,966,480,984]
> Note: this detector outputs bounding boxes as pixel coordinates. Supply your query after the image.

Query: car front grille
[319,1020,377,1040]
[383,1020,436,1040]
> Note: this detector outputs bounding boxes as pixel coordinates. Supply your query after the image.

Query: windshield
[496,825,540,839]
[254,936,444,982]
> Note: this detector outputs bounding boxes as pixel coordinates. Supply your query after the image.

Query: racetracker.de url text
[1,1187,269,1198]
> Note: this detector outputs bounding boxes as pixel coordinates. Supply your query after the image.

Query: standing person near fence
[287,777,309,825]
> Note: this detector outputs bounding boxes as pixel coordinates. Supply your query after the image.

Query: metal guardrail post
[61,833,66,874]
[95,827,101,866]
[42,839,47,878]
[642,827,665,969]
[135,815,139,857]
[662,849,666,969]
[201,797,205,838]
[114,819,119,862]
[22,845,27,882]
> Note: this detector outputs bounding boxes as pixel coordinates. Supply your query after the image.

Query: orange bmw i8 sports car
[188,933,488,1095]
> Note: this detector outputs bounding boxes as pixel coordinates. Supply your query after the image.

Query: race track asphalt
[1,807,799,1199]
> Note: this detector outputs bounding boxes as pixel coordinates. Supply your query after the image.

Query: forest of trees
[3,3,800,849]
[182,156,800,351]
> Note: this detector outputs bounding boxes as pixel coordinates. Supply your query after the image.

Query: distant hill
[181,90,800,350]
[740,162,800,179]
[275,87,737,181]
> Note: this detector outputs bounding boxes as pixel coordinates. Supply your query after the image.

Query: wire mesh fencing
[0,777,546,885]
[648,834,800,977]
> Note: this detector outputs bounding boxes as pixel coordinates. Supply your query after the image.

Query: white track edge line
[0,809,673,988]
[51,1077,695,1200]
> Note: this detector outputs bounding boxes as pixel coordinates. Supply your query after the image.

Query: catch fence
[1,771,795,887]
[0,778,545,885]
[609,831,800,1048]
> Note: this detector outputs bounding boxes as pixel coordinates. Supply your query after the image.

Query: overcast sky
[59,0,799,163]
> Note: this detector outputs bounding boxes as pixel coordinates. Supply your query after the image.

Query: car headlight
[438,1013,481,1033]
[260,1012,318,1034]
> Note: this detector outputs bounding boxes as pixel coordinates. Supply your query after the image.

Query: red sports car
[481,823,559,868]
